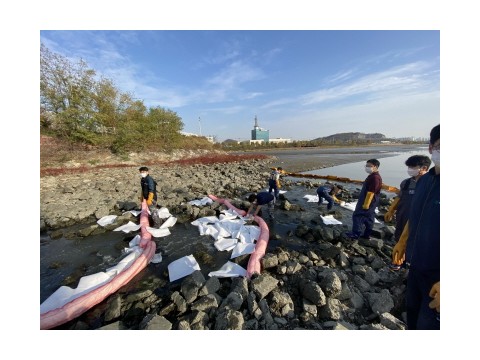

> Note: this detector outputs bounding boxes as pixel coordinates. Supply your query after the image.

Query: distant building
[251,115,269,142]
[181,132,215,143]
[269,137,292,144]
[249,139,265,145]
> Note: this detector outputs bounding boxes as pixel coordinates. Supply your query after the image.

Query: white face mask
[140,172,147,178]
[365,166,373,174]
[407,167,420,177]
[431,150,440,167]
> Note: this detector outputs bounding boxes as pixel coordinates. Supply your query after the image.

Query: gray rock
[251,274,279,299]
[198,276,221,296]
[140,315,173,330]
[299,279,327,306]
[366,289,394,314]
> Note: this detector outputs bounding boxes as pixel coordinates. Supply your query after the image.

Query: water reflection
[302,147,431,189]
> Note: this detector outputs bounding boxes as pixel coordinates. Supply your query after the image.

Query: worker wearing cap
[316,183,345,210]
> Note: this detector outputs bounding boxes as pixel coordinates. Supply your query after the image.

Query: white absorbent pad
[230,242,256,259]
[97,215,118,227]
[150,253,163,264]
[122,210,141,217]
[321,215,343,225]
[160,216,177,228]
[156,207,172,219]
[113,221,142,233]
[40,246,142,314]
[214,237,238,251]
[208,261,247,278]
[146,227,171,238]
[168,255,201,282]
[303,195,328,204]
[188,197,214,207]
[263,189,287,194]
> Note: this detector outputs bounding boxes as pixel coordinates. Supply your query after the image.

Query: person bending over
[246,192,275,220]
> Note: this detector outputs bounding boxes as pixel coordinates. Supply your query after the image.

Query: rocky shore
[40,151,407,330]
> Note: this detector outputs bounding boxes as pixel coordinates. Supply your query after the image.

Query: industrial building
[251,115,269,142]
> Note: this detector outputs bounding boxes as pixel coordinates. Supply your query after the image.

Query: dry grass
[40,135,270,177]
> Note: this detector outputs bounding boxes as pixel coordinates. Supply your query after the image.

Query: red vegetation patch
[40,153,270,177]
[164,153,268,166]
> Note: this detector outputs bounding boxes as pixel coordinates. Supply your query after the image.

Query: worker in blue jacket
[384,155,431,271]
[139,166,161,227]
[246,192,275,220]
[392,124,440,330]
[317,183,344,210]
[345,159,382,240]
[268,167,284,201]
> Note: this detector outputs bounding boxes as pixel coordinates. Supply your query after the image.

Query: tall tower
[251,115,269,142]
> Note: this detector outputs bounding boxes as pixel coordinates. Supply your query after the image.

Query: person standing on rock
[246,192,275,220]
[392,124,440,330]
[268,167,284,201]
[316,183,345,210]
[139,166,161,228]
[345,159,382,240]
[384,155,431,270]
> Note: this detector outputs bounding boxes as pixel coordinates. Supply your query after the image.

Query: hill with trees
[40,43,216,154]
[313,132,386,142]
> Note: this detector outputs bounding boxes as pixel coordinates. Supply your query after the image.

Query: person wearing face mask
[384,155,432,270]
[345,159,382,240]
[138,166,161,227]
[391,124,440,329]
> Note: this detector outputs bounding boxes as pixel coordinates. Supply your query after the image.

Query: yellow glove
[428,282,440,312]
[146,192,154,206]
[384,197,400,222]
[392,222,409,265]
[276,180,281,188]
[362,191,374,209]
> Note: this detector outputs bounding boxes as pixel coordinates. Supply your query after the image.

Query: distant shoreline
[235,144,424,173]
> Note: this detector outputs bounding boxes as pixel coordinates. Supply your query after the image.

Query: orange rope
[285,172,400,194]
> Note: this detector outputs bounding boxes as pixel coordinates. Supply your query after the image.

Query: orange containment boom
[285,172,400,194]
[208,194,270,278]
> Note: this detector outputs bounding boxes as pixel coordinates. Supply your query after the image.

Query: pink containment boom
[40,200,155,330]
[207,194,270,279]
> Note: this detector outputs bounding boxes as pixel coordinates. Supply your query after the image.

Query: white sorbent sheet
[320,215,343,225]
[146,227,171,238]
[188,197,214,207]
[113,221,141,233]
[208,261,247,278]
[214,237,238,251]
[41,246,143,314]
[263,189,287,194]
[303,194,328,204]
[97,215,118,227]
[168,255,201,282]
[230,242,256,259]
[122,210,141,217]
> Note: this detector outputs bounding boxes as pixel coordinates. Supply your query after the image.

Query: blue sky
[40,30,439,142]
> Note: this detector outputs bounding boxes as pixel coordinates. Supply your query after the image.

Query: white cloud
[271,90,439,139]
[301,61,436,106]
